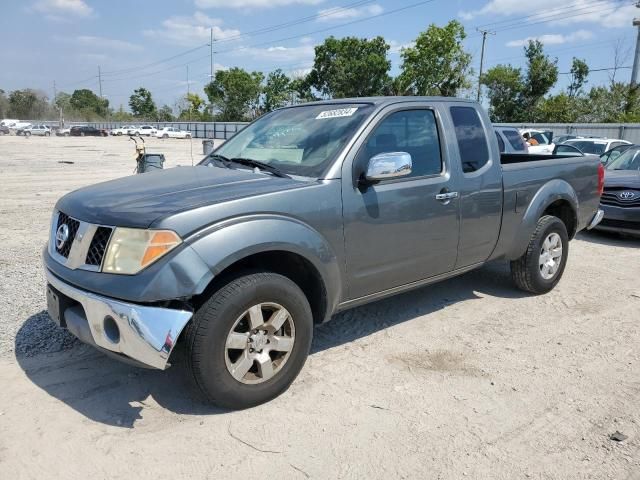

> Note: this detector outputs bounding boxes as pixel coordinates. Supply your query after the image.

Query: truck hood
[604,169,640,189]
[56,165,308,228]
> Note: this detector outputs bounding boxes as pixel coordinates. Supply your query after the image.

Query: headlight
[102,228,181,274]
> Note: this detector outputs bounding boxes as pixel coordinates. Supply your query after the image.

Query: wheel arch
[506,179,578,260]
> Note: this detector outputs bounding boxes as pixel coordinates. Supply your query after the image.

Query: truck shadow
[14,261,525,428]
[577,230,640,248]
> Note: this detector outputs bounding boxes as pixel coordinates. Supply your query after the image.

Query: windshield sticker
[316,107,358,119]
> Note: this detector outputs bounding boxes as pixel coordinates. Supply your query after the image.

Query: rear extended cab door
[444,102,503,268]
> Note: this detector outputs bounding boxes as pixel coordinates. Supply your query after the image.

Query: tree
[582,83,640,123]
[205,67,264,121]
[481,65,524,122]
[307,36,391,98]
[70,89,109,118]
[129,87,157,119]
[399,20,472,97]
[263,69,291,112]
[289,76,317,103]
[568,58,589,98]
[0,89,9,118]
[179,93,206,120]
[157,104,175,122]
[8,89,49,119]
[536,94,585,123]
[54,91,72,113]
[522,40,558,114]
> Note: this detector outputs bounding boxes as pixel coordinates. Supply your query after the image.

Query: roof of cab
[294,96,480,107]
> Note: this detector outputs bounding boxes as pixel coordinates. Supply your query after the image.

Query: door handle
[435,192,459,201]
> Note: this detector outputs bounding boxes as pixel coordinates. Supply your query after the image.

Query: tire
[118,132,123,136]
[45,131,50,137]
[163,134,169,139]
[510,215,569,294]
[64,132,69,137]
[25,131,31,137]
[185,272,313,409]
[80,132,85,137]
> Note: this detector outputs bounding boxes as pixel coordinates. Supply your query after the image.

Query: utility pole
[98,65,103,97]
[209,27,215,121]
[632,2,640,86]
[187,65,191,122]
[476,29,495,102]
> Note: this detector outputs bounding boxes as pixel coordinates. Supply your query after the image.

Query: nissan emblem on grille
[55,224,69,249]
[618,191,636,200]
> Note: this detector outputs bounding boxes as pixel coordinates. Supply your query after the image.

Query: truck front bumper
[46,269,192,370]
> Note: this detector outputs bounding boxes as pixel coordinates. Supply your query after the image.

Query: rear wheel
[45,131,51,137]
[80,132,85,137]
[163,133,169,139]
[511,215,569,294]
[25,131,31,137]
[185,272,313,409]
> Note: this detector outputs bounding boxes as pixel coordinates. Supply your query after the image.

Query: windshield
[606,147,640,171]
[202,103,374,177]
[567,140,608,155]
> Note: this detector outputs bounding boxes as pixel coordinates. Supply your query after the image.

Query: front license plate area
[46,285,62,326]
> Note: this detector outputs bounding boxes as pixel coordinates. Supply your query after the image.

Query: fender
[186,214,342,317]
[505,178,578,260]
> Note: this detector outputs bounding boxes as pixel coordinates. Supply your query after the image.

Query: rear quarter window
[450,106,490,173]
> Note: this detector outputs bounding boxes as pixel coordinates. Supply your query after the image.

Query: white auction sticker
[316,107,358,119]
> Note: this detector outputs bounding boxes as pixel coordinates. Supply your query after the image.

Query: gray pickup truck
[44,97,604,408]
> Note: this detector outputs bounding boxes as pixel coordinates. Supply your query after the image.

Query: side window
[495,131,505,153]
[356,109,442,178]
[450,106,490,173]
[503,129,526,151]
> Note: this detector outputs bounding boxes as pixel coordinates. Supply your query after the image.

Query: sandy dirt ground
[0,135,639,479]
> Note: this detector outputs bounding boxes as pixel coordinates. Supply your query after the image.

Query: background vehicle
[596,145,640,236]
[134,125,157,136]
[22,124,51,137]
[56,127,71,137]
[70,125,108,137]
[600,143,634,165]
[14,122,33,135]
[494,126,529,153]
[520,129,555,154]
[0,125,9,135]
[111,125,136,136]
[156,127,192,139]
[563,138,630,156]
[44,97,603,409]
[553,144,584,157]
[0,119,19,128]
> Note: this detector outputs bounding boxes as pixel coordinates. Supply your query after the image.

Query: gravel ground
[0,134,639,479]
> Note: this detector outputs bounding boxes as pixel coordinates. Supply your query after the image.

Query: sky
[0,0,637,110]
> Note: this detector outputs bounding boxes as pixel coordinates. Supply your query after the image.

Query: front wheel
[510,215,569,294]
[185,272,313,409]
[163,133,169,139]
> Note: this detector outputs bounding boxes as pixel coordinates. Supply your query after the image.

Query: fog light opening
[103,315,120,344]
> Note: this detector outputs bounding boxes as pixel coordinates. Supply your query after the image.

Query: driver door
[341,105,460,300]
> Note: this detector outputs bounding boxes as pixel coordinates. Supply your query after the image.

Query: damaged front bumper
[46,269,192,369]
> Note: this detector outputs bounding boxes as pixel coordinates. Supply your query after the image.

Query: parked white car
[562,138,631,156]
[56,127,71,137]
[22,124,51,137]
[134,125,158,136]
[111,125,136,136]
[156,127,192,139]
[0,119,20,128]
[519,129,555,155]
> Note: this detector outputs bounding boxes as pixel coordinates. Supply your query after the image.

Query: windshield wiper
[227,157,291,178]
[205,153,233,169]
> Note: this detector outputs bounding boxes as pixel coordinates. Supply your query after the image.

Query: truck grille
[50,211,113,271]
[85,226,113,266]
[55,212,80,258]
[601,189,640,208]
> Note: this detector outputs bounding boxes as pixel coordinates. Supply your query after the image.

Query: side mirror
[364,152,412,183]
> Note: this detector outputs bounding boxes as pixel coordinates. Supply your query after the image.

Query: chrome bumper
[587,209,604,230]
[46,270,192,369]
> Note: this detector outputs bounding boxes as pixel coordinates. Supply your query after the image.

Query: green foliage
[157,104,175,122]
[481,65,524,122]
[582,83,640,123]
[0,89,10,118]
[70,89,109,119]
[129,87,157,119]
[536,94,585,123]
[179,93,207,120]
[204,67,264,121]
[522,40,558,113]
[289,76,317,103]
[263,69,291,112]
[307,36,391,98]
[8,89,49,118]
[568,58,589,98]
[399,20,472,97]
[112,105,133,121]
[54,92,72,113]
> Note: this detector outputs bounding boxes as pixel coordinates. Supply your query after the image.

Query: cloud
[238,42,316,64]
[75,36,143,52]
[143,12,241,46]
[460,0,634,28]
[195,0,324,8]
[316,4,383,22]
[388,39,415,55]
[506,29,594,47]
[31,0,92,17]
